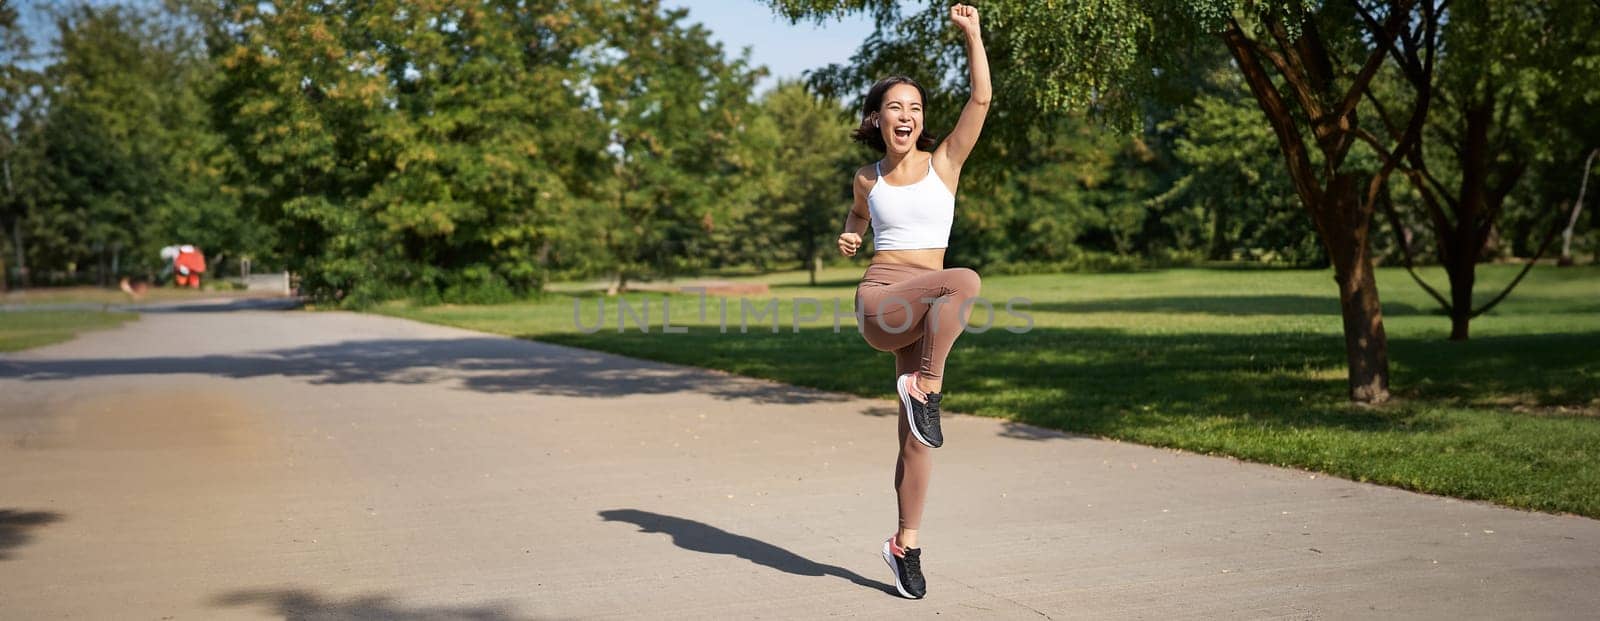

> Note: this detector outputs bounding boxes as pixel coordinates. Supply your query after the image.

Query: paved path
[1,307,1596,619]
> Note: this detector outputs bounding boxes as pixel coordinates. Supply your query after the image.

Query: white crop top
[867,159,955,250]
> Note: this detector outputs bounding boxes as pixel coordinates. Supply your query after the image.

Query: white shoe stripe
[882,539,916,599]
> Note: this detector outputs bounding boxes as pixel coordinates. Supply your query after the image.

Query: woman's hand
[950,4,980,37]
[838,232,863,257]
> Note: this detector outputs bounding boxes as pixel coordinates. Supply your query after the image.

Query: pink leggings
[855,263,982,530]
[855,264,982,383]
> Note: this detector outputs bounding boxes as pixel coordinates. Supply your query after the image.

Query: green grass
[1,285,250,306]
[0,311,138,352]
[371,264,1600,517]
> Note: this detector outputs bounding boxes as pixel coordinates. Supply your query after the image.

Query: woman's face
[877,83,924,155]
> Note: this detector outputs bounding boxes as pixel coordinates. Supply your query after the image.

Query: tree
[1557,149,1597,266]
[742,81,861,284]
[1160,68,1320,265]
[583,1,765,294]
[1369,0,1600,339]
[207,0,606,303]
[0,1,34,288]
[1,2,236,286]
[769,0,1447,403]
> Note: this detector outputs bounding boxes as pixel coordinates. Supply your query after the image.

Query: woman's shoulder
[853,162,879,190]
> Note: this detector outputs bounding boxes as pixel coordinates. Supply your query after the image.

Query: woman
[837,3,989,601]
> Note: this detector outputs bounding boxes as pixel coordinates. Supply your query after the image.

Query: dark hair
[852,76,939,153]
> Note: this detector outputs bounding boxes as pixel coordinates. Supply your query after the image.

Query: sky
[668,1,877,93]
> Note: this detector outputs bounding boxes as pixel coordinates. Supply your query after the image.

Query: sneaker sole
[882,539,920,599]
[897,373,939,449]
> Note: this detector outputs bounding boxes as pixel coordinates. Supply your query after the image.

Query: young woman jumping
[837,3,990,601]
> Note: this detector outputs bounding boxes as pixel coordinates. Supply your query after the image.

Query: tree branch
[1249,28,1326,126]
[1223,19,1324,216]
[1561,148,1598,259]
[1378,181,1453,312]
[1476,160,1529,243]
[1353,126,1397,162]
[1471,200,1567,318]
[1336,0,1416,124]
[1362,87,1402,142]
[1400,168,1459,251]
[1353,0,1422,81]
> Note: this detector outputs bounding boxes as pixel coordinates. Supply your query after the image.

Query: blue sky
[669,1,876,93]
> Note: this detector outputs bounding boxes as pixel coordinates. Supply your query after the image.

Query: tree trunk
[1445,258,1475,340]
[9,219,19,287]
[1559,148,1597,266]
[808,253,821,286]
[1219,13,1408,404]
[606,270,627,296]
[1321,175,1391,403]
[96,242,109,288]
[1208,202,1230,261]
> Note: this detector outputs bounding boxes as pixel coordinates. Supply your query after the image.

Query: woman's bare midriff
[872,248,946,270]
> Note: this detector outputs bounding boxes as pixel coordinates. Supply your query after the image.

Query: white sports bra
[867,159,955,251]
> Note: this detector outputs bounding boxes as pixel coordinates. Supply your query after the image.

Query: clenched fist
[950,3,980,36]
[838,232,863,257]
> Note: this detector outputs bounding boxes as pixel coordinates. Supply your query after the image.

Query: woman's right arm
[838,170,871,256]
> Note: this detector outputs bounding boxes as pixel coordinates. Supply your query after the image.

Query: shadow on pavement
[859,404,1086,442]
[133,297,304,313]
[0,509,65,560]
[599,509,893,595]
[212,588,526,620]
[0,337,847,405]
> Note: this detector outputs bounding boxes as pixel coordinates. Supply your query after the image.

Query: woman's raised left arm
[936,4,990,172]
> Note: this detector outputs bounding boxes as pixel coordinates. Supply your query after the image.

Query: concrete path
[1,307,1596,619]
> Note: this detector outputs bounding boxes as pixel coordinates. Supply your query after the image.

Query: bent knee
[945,267,981,297]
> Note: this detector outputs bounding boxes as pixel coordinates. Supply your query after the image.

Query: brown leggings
[855,263,982,530]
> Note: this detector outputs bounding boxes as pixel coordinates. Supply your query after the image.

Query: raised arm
[935,4,990,173]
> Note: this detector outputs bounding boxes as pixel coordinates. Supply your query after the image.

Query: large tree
[1371,0,1600,339]
[0,1,35,289]
[770,0,1452,403]
[206,0,607,303]
[0,2,237,286]
[738,81,862,284]
[582,1,765,294]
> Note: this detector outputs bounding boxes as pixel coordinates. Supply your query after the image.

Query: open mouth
[894,126,913,139]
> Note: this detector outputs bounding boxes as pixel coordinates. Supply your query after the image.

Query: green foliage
[768,0,1213,132]
[734,82,862,276]
[1,2,266,286]
[8,0,1594,305]
[766,0,1333,268]
[1162,69,1321,265]
[1439,0,1600,260]
[209,0,611,302]
[581,3,766,289]
[203,0,774,301]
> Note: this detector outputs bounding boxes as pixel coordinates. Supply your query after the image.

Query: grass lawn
[1,285,253,306]
[372,264,1600,518]
[0,311,138,352]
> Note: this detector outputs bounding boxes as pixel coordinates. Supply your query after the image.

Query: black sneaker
[897,373,944,448]
[882,535,926,599]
